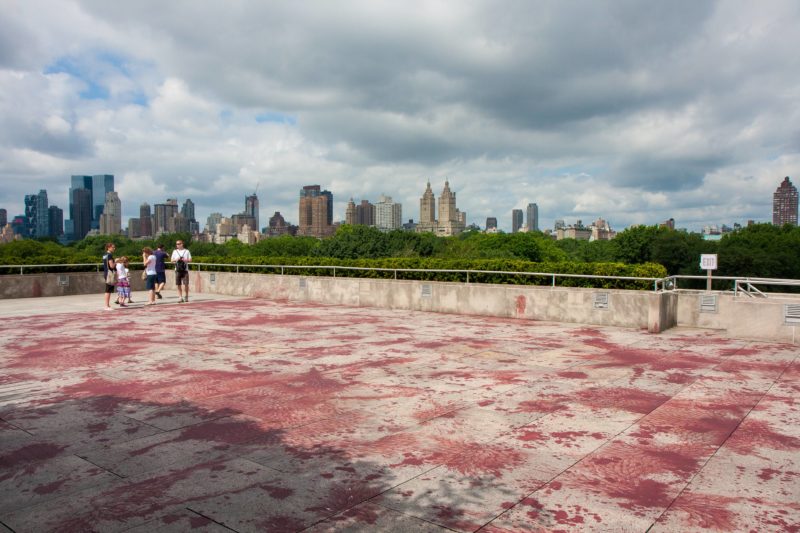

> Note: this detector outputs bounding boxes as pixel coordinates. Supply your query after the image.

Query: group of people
[102,241,192,310]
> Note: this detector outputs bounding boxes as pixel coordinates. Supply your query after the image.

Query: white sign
[700,254,718,271]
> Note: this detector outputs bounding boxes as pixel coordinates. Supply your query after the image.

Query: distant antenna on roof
[254,182,259,196]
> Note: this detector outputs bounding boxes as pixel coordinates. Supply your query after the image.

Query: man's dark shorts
[104,283,116,294]
[145,274,157,290]
[176,271,189,286]
[156,272,167,284]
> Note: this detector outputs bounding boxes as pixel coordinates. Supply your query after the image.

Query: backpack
[175,251,188,272]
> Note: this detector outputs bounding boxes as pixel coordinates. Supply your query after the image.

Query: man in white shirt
[171,240,192,303]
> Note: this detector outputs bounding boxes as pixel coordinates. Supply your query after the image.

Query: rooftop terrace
[0,293,798,532]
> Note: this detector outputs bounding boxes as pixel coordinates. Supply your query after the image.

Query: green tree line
[2,223,799,280]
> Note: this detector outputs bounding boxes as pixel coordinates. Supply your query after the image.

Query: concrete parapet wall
[191,271,662,332]
[2,271,796,342]
[676,291,800,344]
[0,272,147,299]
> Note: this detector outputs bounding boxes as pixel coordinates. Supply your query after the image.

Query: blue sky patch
[44,56,109,100]
[255,112,297,125]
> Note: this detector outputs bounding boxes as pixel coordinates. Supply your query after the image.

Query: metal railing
[183,262,664,290]
[659,274,800,298]
[0,262,144,275]
[0,261,661,290]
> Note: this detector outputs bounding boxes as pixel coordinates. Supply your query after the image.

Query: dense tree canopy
[2,223,799,281]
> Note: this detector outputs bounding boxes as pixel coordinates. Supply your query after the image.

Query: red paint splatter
[260,484,294,499]
[660,493,740,530]
[515,295,526,316]
[426,438,525,477]
[513,399,568,414]
[557,371,588,379]
[0,442,66,468]
[576,387,670,414]
[33,478,68,494]
[518,430,547,442]
[726,419,800,456]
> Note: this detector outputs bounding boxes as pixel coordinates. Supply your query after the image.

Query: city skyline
[3,173,797,241]
[1,2,799,232]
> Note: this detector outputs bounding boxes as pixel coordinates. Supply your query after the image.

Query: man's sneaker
[114,301,120,305]
[179,298,184,303]
[155,292,162,300]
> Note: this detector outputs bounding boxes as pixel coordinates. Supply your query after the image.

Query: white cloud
[0,0,799,232]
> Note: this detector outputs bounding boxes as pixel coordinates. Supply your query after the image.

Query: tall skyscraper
[345,199,357,225]
[415,181,464,236]
[69,176,91,222]
[71,188,92,240]
[486,217,498,230]
[153,199,179,235]
[298,185,334,237]
[23,194,37,238]
[91,175,114,229]
[206,212,223,234]
[511,209,523,233]
[526,203,539,232]
[67,175,112,238]
[436,181,466,236]
[773,176,798,226]
[139,203,152,237]
[245,193,259,231]
[419,181,436,225]
[438,181,457,224]
[33,190,49,238]
[375,194,402,231]
[0,209,7,227]
[356,200,375,226]
[47,206,63,237]
[181,199,195,222]
[99,191,122,235]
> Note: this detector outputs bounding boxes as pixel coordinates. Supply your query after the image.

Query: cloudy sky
[1,0,799,232]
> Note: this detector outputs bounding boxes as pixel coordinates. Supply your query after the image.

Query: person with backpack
[171,240,192,303]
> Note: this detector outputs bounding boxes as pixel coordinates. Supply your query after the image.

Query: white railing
[0,262,661,290]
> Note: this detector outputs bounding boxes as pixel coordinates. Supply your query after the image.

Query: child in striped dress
[116,256,131,307]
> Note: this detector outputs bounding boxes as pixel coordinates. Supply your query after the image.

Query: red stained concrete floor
[0,292,798,532]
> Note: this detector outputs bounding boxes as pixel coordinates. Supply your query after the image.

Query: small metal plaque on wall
[299,278,307,289]
[57,275,69,286]
[421,284,432,298]
[593,292,609,309]
[209,273,216,285]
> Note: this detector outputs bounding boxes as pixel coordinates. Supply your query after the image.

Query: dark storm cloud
[613,154,729,192]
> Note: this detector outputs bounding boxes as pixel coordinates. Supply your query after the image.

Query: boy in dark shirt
[153,244,168,299]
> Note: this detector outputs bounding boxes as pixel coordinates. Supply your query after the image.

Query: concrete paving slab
[306,501,448,532]
[0,293,797,531]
